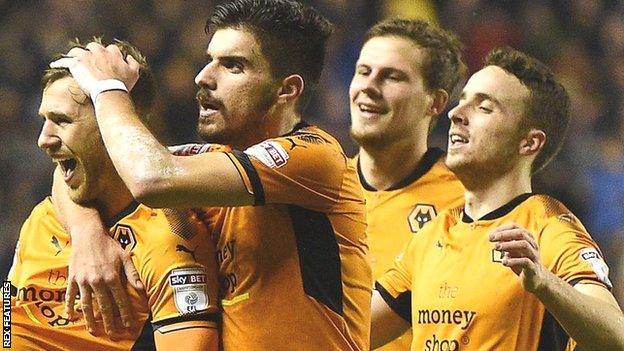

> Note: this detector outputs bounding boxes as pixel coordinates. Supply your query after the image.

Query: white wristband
[89,79,128,103]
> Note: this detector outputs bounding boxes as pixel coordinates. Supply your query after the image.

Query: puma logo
[285,137,307,151]
[176,244,197,262]
[51,235,67,256]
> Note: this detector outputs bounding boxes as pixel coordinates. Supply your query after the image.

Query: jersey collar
[358,147,445,192]
[461,193,533,223]
[104,200,140,228]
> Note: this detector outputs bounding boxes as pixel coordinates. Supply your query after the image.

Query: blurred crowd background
[2,0,624,305]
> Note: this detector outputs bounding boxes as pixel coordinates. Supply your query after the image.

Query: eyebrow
[39,111,70,120]
[460,91,504,109]
[207,53,254,67]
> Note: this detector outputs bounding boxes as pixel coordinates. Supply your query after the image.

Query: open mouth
[449,133,469,146]
[58,158,77,182]
[356,102,387,116]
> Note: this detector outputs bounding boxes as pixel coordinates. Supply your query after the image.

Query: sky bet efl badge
[169,267,209,314]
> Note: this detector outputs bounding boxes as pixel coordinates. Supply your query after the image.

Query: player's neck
[235,111,301,150]
[462,169,532,220]
[97,185,136,226]
[358,137,428,190]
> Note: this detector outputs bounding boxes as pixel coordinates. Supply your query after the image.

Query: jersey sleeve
[134,209,220,330]
[168,143,231,156]
[539,215,612,290]
[375,236,418,323]
[224,129,350,210]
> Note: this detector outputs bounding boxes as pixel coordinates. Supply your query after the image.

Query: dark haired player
[371,47,624,350]
[51,1,371,350]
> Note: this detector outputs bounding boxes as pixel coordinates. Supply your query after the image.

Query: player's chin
[197,125,226,144]
[68,188,92,205]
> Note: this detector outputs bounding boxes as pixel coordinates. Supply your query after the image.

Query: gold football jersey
[6,199,219,350]
[357,148,464,351]
[378,194,611,351]
[197,123,371,351]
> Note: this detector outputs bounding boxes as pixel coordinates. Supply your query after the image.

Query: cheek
[348,78,362,100]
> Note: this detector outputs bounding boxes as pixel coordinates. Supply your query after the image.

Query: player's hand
[65,222,144,339]
[489,222,546,293]
[49,41,140,94]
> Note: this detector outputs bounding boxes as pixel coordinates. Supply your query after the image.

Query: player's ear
[276,74,304,106]
[427,89,449,117]
[519,129,546,156]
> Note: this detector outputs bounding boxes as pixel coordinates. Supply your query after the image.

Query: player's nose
[37,120,61,150]
[448,102,467,125]
[195,63,217,90]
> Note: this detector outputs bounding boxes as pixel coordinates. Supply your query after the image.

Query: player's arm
[50,42,253,208]
[154,320,218,351]
[52,167,143,338]
[371,288,410,349]
[490,223,624,351]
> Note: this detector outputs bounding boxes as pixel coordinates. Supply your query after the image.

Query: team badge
[113,225,137,251]
[408,204,437,233]
[169,267,210,314]
[491,249,505,263]
[579,248,612,288]
[245,141,289,168]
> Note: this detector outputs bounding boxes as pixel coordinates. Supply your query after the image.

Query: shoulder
[522,194,586,230]
[21,198,62,232]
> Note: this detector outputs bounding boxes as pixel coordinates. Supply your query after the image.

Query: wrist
[529,266,553,296]
[89,79,128,104]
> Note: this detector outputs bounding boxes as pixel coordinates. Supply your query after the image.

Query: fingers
[85,41,106,53]
[106,44,124,61]
[125,54,141,72]
[489,226,538,250]
[93,283,120,339]
[64,281,79,321]
[49,57,75,69]
[122,252,144,291]
[78,284,98,335]
[501,257,534,271]
[110,283,133,329]
[495,240,539,262]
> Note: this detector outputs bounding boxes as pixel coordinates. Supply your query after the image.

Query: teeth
[358,104,380,113]
[450,135,467,144]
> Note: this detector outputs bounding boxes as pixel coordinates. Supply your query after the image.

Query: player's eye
[355,66,370,76]
[223,60,244,73]
[478,106,493,113]
[387,73,402,81]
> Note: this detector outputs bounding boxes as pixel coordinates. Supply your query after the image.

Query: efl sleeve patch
[579,248,612,289]
[169,267,210,315]
[244,141,289,168]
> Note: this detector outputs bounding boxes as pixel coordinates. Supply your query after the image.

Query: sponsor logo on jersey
[424,334,469,351]
[112,224,137,251]
[244,141,289,168]
[169,267,209,314]
[416,308,476,330]
[408,204,437,233]
[579,248,612,288]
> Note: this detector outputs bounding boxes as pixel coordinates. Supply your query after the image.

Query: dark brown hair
[365,18,467,132]
[41,37,156,121]
[207,0,333,114]
[485,47,570,174]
